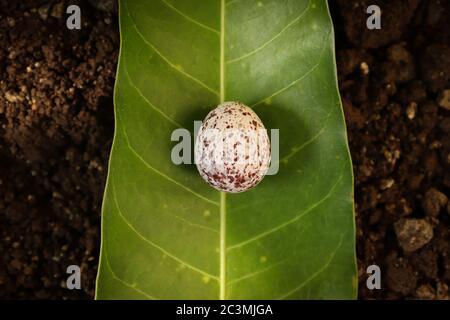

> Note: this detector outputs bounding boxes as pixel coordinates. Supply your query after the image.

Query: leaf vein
[112,184,220,281]
[227,172,343,251]
[124,1,219,96]
[227,258,288,286]
[226,0,238,6]
[278,109,333,164]
[251,42,326,107]
[104,249,157,299]
[226,0,311,64]
[160,0,220,34]
[120,124,220,206]
[277,234,344,299]
[123,66,183,128]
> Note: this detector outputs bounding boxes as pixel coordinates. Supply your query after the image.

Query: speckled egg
[195,101,271,193]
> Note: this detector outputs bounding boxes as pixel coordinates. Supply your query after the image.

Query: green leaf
[95,0,357,299]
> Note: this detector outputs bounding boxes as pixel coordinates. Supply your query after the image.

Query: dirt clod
[416,284,436,300]
[386,256,417,295]
[438,89,450,110]
[423,188,448,217]
[394,219,434,253]
[421,44,450,93]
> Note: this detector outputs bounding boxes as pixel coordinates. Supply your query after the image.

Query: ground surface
[333,0,450,299]
[0,0,449,299]
[0,0,117,299]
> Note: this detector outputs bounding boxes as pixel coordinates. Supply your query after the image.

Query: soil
[0,0,117,299]
[0,0,448,299]
[333,0,450,299]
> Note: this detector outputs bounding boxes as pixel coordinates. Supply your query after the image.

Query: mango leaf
[95,0,357,299]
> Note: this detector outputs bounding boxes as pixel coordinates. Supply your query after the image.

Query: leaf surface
[96,0,357,299]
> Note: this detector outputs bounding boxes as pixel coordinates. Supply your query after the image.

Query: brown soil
[333,0,450,299]
[0,0,448,299]
[0,0,117,299]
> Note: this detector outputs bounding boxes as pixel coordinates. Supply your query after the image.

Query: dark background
[0,0,449,299]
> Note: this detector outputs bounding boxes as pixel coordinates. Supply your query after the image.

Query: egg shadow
[172,104,214,176]
[253,103,312,181]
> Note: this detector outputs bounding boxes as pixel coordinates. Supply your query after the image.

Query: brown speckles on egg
[195,102,271,193]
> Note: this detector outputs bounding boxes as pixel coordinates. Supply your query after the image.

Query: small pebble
[406,102,417,119]
[437,89,450,110]
[416,284,436,300]
[422,188,448,217]
[360,62,369,75]
[394,218,434,253]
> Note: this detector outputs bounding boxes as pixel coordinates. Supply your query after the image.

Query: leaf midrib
[219,0,227,301]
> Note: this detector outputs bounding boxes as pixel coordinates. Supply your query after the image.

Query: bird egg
[195,101,271,193]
